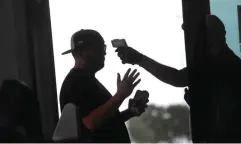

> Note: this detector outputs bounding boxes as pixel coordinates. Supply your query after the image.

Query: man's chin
[96,63,105,71]
[101,63,105,69]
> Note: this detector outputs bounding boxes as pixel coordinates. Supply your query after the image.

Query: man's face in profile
[85,43,106,71]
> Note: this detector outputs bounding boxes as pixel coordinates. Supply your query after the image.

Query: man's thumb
[117,73,121,86]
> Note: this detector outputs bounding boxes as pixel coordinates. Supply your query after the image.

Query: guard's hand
[115,47,143,65]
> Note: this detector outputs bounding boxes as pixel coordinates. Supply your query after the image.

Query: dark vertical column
[25,0,59,140]
[182,0,210,142]
[0,0,19,86]
[0,0,59,140]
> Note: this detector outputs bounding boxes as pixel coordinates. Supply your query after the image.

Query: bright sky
[49,0,188,113]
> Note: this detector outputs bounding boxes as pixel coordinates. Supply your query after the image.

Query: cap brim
[62,49,73,55]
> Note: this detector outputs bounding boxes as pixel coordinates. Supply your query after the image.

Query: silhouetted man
[60,29,148,143]
[115,15,240,88]
[115,15,241,142]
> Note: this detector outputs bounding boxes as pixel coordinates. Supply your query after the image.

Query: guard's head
[206,15,227,58]
[206,15,226,47]
[62,29,106,72]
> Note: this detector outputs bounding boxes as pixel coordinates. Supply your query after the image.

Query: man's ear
[78,51,88,62]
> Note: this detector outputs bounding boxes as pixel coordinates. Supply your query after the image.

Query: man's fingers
[115,47,125,53]
[118,53,124,59]
[115,47,123,52]
[140,108,145,114]
[140,103,148,109]
[144,104,148,108]
[145,98,149,103]
[124,68,131,80]
[131,72,140,83]
[143,90,149,95]
[116,48,125,59]
[117,73,121,86]
[122,61,126,64]
[136,90,141,93]
[133,79,141,88]
[143,100,149,105]
[128,69,137,79]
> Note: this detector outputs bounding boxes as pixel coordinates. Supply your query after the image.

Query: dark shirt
[209,47,241,142]
[60,68,131,143]
[187,47,241,142]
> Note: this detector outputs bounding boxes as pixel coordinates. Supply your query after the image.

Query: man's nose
[104,47,106,55]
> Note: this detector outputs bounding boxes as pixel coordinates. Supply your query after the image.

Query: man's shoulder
[60,69,91,97]
[63,68,91,85]
[224,47,240,60]
[59,69,93,110]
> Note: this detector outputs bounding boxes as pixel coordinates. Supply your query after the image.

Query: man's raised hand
[116,68,141,100]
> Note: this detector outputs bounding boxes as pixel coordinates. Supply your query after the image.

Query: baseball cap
[62,29,105,55]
